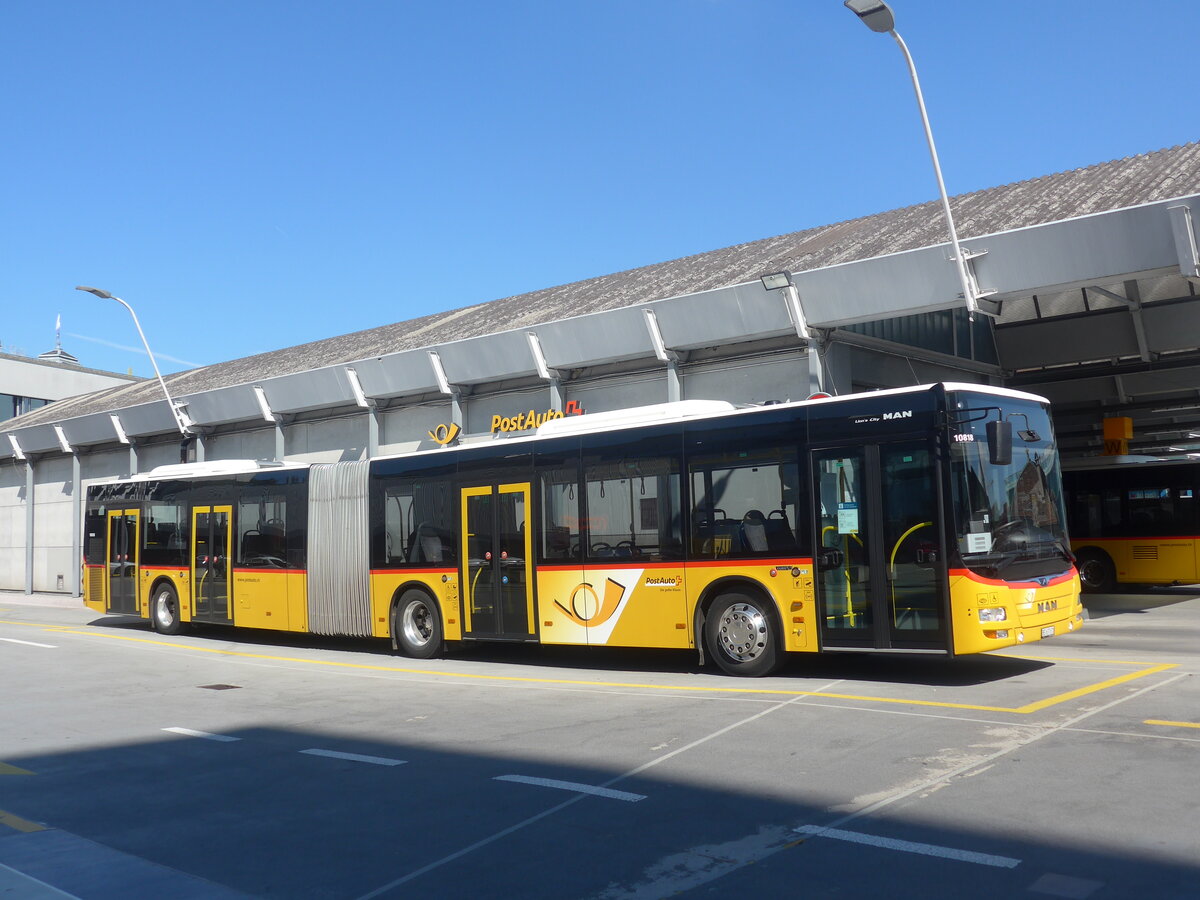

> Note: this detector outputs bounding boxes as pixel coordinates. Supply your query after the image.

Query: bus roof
[92,382,1053,486]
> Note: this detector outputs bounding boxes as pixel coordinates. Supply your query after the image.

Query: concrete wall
[32,456,74,592]
[684,352,808,404]
[0,459,26,591]
[203,428,275,462]
[380,402,455,456]
[285,415,367,463]
[568,372,667,414]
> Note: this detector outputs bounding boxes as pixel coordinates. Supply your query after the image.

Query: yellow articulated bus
[1064,456,1200,592]
[83,383,1082,676]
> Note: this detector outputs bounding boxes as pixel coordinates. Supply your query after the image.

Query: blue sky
[2,0,1195,377]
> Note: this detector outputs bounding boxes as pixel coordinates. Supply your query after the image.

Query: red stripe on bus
[1071,536,1200,542]
[538,558,813,572]
[950,568,1076,589]
[233,567,304,574]
[369,567,456,575]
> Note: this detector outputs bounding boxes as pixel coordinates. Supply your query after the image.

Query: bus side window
[689,451,801,559]
[540,468,580,560]
[237,494,288,568]
[384,479,455,565]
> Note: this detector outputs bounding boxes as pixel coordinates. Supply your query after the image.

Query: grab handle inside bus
[987,419,1012,466]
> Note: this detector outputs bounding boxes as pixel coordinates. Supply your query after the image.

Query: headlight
[978,607,1007,622]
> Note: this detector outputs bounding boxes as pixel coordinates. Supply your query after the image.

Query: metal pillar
[366,407,379,459]
[666,359,681,403]
[71,453,82,597]
[24,459,34,595]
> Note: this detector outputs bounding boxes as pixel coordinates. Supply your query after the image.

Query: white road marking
[494,775,646,802]
[793,825,1020,868]
[0,637,56,648]
[300,749,406,767]
[355,681,842,900]
[162,727,241,742]
[0,862,80,898]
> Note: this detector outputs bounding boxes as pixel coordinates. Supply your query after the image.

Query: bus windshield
[948,393,1071,582]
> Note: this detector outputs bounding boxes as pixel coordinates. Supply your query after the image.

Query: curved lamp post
[76,285,193,458]
[843,0,985,319]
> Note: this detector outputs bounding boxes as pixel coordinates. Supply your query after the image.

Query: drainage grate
[197,684,242,691]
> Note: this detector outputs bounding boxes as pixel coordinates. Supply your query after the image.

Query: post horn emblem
[428,422,461,445]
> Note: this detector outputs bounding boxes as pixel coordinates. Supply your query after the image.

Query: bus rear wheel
[1076,549,1116,593]
[151,583,182,635]
[392,590,442,659]
[705,592,782,677]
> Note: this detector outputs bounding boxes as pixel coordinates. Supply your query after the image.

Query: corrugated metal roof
[7,141,1200,433]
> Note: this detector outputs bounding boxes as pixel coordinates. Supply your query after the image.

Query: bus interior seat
[740,510,768,552]
[764,509,795,551]
[408,523,444,563]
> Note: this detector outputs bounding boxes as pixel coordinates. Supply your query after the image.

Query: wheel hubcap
[716,603,767,662]
[155,592,174,627]
[402,601,432,647]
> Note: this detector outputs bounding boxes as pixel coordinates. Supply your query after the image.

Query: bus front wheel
[705,592,782,677]
[392,590,443,659]
[1076,549,1116,593]
[151,583,182,635]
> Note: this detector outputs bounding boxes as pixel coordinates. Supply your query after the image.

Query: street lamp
[844,0,985,319]
[75,286,193,452]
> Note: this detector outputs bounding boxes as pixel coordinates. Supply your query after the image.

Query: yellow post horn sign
[427,422,461,445]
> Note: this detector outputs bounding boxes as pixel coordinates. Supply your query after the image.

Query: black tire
[1076,549,1116,593]
[151,582,183,635]
[392,589,443,659]
[705,591,782,677]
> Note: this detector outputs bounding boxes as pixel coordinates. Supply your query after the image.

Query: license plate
[1041,625,1055,638]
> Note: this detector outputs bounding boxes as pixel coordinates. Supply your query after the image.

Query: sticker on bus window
[837,502,859,534]
[966,533,991,553]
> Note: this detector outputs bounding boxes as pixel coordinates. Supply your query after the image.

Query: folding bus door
[460,482,535,640]
[812,441,947,650]
[192,505,233,624]
[105,509,140,614]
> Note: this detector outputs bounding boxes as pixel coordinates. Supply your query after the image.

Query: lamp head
[76,285,114,300]
[844,0,895,33]
[759,272,793,292]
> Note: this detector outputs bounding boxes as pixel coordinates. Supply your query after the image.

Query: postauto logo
[490,400,584,433]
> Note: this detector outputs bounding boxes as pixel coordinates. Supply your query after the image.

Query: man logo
[428,423,460,445]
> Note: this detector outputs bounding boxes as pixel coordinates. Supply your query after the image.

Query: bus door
[460,482,535,640]
[105,509,140,614]
[811,441,947,650]
[192,505,233,623]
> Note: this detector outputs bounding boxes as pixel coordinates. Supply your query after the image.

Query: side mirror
[987,420,1012,466]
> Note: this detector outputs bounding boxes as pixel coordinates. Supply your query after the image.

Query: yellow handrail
[890,521,933,625]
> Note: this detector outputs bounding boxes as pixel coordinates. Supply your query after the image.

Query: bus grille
[1132,546,1158,560]
[87,567,104,602]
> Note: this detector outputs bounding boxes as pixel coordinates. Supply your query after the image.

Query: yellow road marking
[7,622,1179,716]
[1145,719,1200,730]
[1010,664,1178,714]
[0,762,34,776]
[0,810,44,833]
